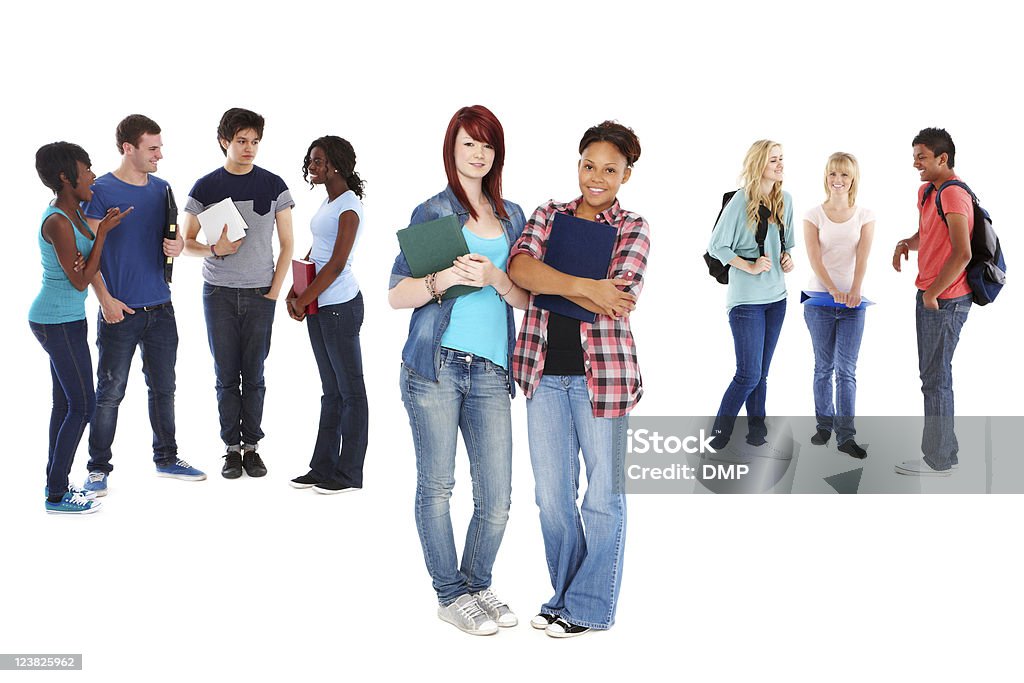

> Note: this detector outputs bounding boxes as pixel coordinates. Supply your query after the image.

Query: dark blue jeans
[202,284,276,446]
[306,293,368,487]
[803,304,866,444]
[916,290,971,470]
[30,319,96,496]
[87,305,178,473]
[712,298,787,444]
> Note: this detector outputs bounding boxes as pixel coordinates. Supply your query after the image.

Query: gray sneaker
[437,594,498,635]
[472,588,518,627]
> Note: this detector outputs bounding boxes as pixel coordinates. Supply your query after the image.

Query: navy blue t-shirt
[82,172,171,308]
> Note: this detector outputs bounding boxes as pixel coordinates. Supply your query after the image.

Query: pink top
[916,177,974,299]
[804,204,875,293]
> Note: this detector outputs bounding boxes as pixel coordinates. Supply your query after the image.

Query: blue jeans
[712,299,787,444]
[306,293,368,488]
[400,348,512,605]
[87,305,178,473]
[202,284,276,446]
[916,290,971,470]
[803,304,866,444]
[527,375,628,630]
[30,320,96,496]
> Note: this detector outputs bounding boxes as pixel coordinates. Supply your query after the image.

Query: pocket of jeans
[29,323,47,346]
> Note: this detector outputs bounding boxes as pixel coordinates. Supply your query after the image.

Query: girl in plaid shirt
[508,121,650,637]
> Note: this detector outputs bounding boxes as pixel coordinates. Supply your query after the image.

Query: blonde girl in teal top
[707,140,795,449]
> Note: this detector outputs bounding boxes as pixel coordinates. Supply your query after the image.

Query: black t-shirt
[541,312,585,376]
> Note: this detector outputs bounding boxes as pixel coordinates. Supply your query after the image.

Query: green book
[397,214,480,301]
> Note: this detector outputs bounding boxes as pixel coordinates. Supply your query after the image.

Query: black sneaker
[838,439,868,459]
[545,617,591,638]
[312,481,358,495]
[530,613,559,630]
[242,449,267,477]
[810,428,831,446]
[290,472,321,489]
[222,451,243,479]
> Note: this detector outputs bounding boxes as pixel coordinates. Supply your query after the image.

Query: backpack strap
[932,180,978,226]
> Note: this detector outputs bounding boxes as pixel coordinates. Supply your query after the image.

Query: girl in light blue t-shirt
[286,136,369,495]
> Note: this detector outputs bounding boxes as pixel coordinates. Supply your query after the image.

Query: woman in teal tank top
[29,142,130,515]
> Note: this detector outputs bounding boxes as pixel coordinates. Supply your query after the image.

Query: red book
[291,259,318,315]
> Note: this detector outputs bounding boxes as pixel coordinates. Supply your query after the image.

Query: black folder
[534,213,617,323]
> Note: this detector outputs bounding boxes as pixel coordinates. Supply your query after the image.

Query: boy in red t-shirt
[891,128,974,476]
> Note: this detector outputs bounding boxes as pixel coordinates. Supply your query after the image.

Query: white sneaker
[437,594,498,635]
[895,458,954,477]
[472,588,517,627]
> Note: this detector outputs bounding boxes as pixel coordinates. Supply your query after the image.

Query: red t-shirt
[916,176,974,298]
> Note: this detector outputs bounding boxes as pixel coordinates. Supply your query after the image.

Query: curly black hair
[578,120,641,167]
[303,135,365,198]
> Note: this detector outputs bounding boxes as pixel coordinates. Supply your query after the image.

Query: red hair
[443,105,508,220]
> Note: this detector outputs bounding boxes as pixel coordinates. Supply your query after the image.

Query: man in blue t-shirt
[182,108,294,480]
[81,115,207,496]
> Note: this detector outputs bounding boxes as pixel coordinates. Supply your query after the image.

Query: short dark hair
[303,135,366,198]
[116,114,161,153]
[217,108,265,156]
[36,141,91,194]
[579,120,641,167]
[913,127,956,168]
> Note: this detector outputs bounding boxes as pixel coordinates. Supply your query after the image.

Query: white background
[2,1,1021,681]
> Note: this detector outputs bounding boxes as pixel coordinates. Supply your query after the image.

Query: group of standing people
[29,110,370,516]
[29,107,978,641]
[707,128,976,477]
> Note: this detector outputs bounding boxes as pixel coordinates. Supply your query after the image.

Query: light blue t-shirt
[29,206,95,324]
[708,189,795,311]
[309,190,362,306]
[440,228,510,368]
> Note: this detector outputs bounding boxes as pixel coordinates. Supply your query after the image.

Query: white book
[198,197,248,244]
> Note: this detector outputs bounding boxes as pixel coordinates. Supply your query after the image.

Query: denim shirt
[389,186,526,397]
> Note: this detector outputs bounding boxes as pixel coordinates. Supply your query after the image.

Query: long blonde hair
[823,152,860,207]
[740,140,785,233]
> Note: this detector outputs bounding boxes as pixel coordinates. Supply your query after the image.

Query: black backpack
[923,179,1006,306]
[704,191,784,284]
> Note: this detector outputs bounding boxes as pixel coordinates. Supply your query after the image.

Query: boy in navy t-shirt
[81,114,206,497]
[182,108,294,479]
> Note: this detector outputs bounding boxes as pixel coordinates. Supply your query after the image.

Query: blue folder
[534,213,618,323]
[800,290,875,309]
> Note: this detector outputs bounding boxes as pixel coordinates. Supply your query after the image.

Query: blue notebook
[800,290,875,309]
[534,213,618,323]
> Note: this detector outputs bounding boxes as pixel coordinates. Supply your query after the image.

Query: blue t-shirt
[82,172,171,308]
[185,165,295,288]
[310,190,362,306]
[440,227,511,368]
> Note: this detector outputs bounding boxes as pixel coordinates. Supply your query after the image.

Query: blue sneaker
[45,484,99,500]
[82,472,109,497]
[155,459,207,481]
[46,491,102,515]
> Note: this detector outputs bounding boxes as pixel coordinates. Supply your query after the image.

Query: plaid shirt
[510,197,650,417]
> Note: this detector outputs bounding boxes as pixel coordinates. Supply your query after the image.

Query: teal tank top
[28,206,95,324]
[440,228,511,368]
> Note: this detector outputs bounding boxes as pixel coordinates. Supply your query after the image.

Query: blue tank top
[440,228,511,368]
[28,206,95,324]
